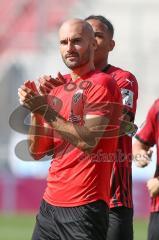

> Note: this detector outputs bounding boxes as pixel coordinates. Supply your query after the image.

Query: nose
[67,41,75,52]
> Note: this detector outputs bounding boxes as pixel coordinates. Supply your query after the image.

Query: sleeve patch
[121,88,134,108]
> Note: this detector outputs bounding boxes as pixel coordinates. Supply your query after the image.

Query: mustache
[65,53,79,58]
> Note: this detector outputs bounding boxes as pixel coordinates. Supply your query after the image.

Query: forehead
[86,19,108,33]
[59,23,85,39]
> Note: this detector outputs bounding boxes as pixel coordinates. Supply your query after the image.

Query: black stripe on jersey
[129,171,133,207]
[152,197,156,211]
[124,168,129,207]
[111,163,126,207]
[154,165,159,181]
[135,135,154,147]
[125,168,133,208]
[123,108,135,122]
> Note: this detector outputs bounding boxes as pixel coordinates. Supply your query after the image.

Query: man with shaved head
[59,19,95,69]
[18,18,122,240]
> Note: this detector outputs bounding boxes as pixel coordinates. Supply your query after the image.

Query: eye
[60,40,68,45]
[72,38,82,44]
[95,33,104,39]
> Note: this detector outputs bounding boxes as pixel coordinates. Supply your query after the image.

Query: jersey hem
[43,196,108,207]
[150,208,159,213]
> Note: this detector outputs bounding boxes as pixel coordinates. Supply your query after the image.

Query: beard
[62,47,91,70]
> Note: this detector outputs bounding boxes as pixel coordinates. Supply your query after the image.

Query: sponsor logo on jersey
[126,78,134,86]
[72,89,83,104]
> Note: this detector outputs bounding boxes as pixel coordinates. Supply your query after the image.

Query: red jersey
[135,99,159,212]
[43,70,122,207]
[103,64,138,208]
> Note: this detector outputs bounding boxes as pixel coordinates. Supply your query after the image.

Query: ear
[109,39,115,52]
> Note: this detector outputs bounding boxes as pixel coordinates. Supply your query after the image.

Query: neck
[95,62,108,71]
[70,62,95,81]
[94,54,109,71]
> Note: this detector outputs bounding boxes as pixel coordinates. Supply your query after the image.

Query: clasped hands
[18,73,65,114]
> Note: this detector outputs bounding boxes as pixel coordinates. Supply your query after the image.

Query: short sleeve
[83,84,122,139]
[135,102,156,147]
[84,84,112,117]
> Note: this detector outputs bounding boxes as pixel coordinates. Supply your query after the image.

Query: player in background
[133,99,159,240]
[85,15,138,240]
[18,19,122,240]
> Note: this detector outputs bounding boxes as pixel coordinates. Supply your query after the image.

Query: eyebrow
[60,36,83,42]
[94,31,104,35]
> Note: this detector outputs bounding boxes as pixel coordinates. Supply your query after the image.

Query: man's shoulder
[87,71,121,103]
[92,70,112,79]
[91,70,117,87]
[108,65,138,93]
[108,65,136,80]
[152,99,159,114]
[143,99,159,124]
[147,99,159,113]
[154,98,159,106]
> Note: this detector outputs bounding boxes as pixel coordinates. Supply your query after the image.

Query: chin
[66,62,80,70]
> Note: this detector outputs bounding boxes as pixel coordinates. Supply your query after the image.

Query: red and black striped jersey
[135,99,159,212]
[103,64,138,208]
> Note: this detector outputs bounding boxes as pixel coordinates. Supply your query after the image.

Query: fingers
[135,158,149,168]
[38,75,53,95]
[24,80,32,89]
[51,77,63,86]
[39,79,54,89]
[39,75,52,84]
[38,83,51,95]
[134,148,152,168]
[24,80,39,93]
[31,81,38,93]
[19,74,65,104]
[38,74,66,94]
[18,85,35,97]
[57,72,66,84]
[18,85,36,106]
[42,75,52,81]
[18,86,47,114]
[22,74,66,97]
[147,149,153,158]
[146,178,159,197]
[134,157,150,168]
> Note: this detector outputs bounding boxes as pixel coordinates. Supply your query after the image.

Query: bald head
[59,18,95,41]
[59,18,96,71]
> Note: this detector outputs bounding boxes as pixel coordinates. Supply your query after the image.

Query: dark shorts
[148,212,159,240]
[32,199,109,240]
[106,206,133,240]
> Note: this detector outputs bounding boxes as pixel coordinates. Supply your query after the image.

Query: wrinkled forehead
[59,21,94,41]
[59,22,84,39]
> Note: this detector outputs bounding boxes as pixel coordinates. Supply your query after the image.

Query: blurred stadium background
[0,0,159,239]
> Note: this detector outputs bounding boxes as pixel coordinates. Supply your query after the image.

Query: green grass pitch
[0,214,148,240]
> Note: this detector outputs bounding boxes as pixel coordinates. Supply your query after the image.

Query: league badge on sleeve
[121,88,134,108]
